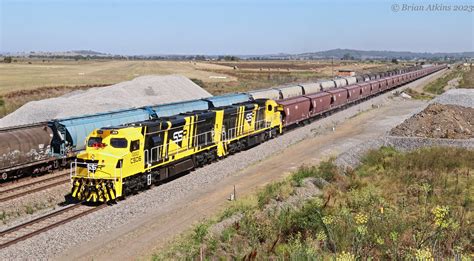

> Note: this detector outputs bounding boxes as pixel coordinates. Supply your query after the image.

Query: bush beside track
[157,147,473,260]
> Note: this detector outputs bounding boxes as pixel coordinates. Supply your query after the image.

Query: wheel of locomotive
[54,160,59,169]
[2,172,7,181]
[61,158,68,167]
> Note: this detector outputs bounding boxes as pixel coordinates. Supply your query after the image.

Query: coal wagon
[0,123,57,180]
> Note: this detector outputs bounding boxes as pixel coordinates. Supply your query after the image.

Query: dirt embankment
[390,103,474,139]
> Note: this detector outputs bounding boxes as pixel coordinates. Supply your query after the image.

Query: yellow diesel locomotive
[71,99,282,202]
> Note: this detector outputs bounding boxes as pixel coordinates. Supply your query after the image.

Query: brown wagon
[370,81,380,94]
[276,96,311,127]
[378,79,388,91]
[343,85,362,102]
[305,91,332,116]
[0,123,54,179]
[325,88,348,108]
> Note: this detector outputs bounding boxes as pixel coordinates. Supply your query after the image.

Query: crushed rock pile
[0,75,212,128]
[431,88,474,108]
[390,103,474,139]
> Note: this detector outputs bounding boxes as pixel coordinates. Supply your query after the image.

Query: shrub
[291,158,338,186]
[257,181,293,208]
[158,147,473,259]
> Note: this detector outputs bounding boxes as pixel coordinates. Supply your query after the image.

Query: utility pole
[332,56,335,78]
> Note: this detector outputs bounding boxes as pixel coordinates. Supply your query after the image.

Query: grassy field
[0,59,234,116]
[157,147,473,260]
[0,59,235,95]
[459,65,474,88]
[0,59,400,117]
[200,60,402,95]
[423,68,463,95]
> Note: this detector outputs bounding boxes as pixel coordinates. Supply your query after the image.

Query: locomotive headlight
[91,154,95,160]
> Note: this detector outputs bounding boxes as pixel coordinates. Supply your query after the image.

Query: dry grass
[200,60,400,95]
[0,84,110,116]
[403,88,434,100]
[459,66,474,88]
[0,59,399,117]
[158,147,473,260]
[0,59,235,95]
[0,59,235,116]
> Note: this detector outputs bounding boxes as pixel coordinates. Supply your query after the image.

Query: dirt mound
[390,103,474,139]
[0,75,212,128]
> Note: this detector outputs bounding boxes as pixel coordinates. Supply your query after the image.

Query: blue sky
[0,0,472,55]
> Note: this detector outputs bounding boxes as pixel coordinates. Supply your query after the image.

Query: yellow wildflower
[355,213,368,225]
[336,251,356,261]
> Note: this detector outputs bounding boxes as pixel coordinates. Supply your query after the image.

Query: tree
[391,58,399,64]
[3,56,12,63]
[342,53,353,60]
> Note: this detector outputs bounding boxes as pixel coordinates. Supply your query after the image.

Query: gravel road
[0,70,446,260]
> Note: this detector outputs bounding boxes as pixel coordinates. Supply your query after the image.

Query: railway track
[0,203,105,249]
[0,171,70,203]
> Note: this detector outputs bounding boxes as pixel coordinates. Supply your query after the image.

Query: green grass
[423,69,462,94]
[157,147,473,260]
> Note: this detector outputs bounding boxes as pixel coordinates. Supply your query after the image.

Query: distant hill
[7,50,111,58]
[72,50,107,56]
[279,49,474,60]
[3,48,472,60]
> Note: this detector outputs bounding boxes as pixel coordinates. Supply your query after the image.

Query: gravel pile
[0,72,444,259]
[0,75,212,128]
[390,103,474,139]
[431,88,474,108]
[337,88,474,170]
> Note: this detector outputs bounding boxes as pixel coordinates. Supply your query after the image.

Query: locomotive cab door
[144,122,165,166]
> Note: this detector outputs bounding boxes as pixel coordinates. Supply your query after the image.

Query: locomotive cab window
[267,104,272,111]
[110,138,128,148]
[87,137,102,147]
[130,140,140,152]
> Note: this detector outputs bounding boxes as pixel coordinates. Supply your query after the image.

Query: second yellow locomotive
[71,99,282,202]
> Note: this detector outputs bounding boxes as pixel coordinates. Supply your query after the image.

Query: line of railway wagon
[0,64,445,183]
[69,65,446,202]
